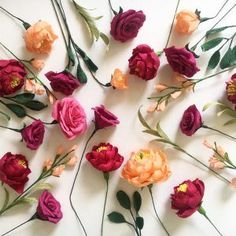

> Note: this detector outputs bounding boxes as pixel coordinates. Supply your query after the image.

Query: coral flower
[111,69,128,89]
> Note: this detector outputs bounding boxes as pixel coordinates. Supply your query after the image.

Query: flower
[111,69,128,89]
[24,21,58,54]
[31,59,45,71]
[129,44,160,80]
[0,152,31,193]
[52,165,65,177]
[0,59,26,96]
[164,46,200,77]
[36,191,63,224]
[24,79,45,95]
[155,84,168,92]
[86,143,124,172]
[226,73,236,104]
[171,179,205,218]
[121,149,170,187]
[209,156,225,170]
[110,10,146,42]
[175,10,200,34]
[180,105,202,136]
[231,178,236,187]
[67,156,78,167]
[43,159,53,171]
[21,120,45,150]
[203,139,213,149]
[52,98,87,140]
[92,105,119,130]
[45,71,80,96]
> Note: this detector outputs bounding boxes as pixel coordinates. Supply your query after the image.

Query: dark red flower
[171,179,205,218]
[180,105,202,136]
[110,9,146,42]
[128,44,160,80]
[86,143,124,172]
[0,59,26,96]
[226,73,236,104]
[0,152,31,193]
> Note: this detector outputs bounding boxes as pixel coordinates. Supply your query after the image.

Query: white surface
[0,0,236,236]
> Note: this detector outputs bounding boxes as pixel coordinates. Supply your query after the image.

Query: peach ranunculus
[111,69,128,89]
[31,59,45,71]
[175,10,200,34]
[24,21,58,54]
[121,149,171,187]
[24,79,45,95]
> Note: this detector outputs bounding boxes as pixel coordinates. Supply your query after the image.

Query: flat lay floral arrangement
[0,0,235,235]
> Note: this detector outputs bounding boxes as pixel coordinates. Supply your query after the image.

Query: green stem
[108,0,118,15]
[101,173,109,236]
[0,125,21,133]
[125,221,140,236]
[148,185,170,236]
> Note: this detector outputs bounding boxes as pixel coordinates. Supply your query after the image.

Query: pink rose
[52,98,87,140]
[164,46,200,77]
[110,10,146,42]
[45,71,80,96]
[128,44,160,80]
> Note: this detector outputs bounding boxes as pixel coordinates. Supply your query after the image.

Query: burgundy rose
[0,152,31,193]
[128,44,160,80]
[36,190,63,224]
[0,59,26,96]
[180,105,202,136]
[86,143,124,172]
[164,46,200,77]
[171,179,205,218]
[110,9,146,42]
[21,120,45,150]
[45,71,80,96]
[226,73,236,104]
[92,105,119,130]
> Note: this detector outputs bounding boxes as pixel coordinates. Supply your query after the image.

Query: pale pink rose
[52,98,87,140]
[44,159,53,171]
[67,156,78,167]
[52,165,65,177]
[24,79,45,95]
[209,156,225,170]
[155,84,168,92]
[31,59,45,71]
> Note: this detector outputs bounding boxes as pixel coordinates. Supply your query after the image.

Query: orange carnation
[111,69,128,89]
[175,10,200,34]
[121,149,170,187]
[24,21,58,54]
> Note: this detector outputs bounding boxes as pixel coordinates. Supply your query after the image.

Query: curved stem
[101,173,109,236]
[26,114,57,125]
[148,186,170,236]
[89,70,111,88]
[125,221,140,236]
[69,128,97,236]
[164,0,181,49]
[202,125,236,141]
[0,125,21,133]
[108,0,117,15]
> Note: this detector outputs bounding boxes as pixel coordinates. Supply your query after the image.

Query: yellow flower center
[10,77,20,88]
[227,82,236,96]
[177,183,188,192]
[97,146,108,152]
[18,160,27,168]
[134,151,150,160]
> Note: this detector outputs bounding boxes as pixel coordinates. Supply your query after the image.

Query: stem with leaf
[101,173,109,236]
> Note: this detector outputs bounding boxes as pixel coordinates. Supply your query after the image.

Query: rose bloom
[24,21,58,54]
[45,71,80,96]
[52,98,87,140]
[86,143,124,172]
[21,120,45,150]
[31,59,45,71]
[24,79,45,95]
[171,179,205,218]
[0,152,31,193]
[111,69,128,89]
[164,46,200,77]
[180,105,202,136]
[175,10,200,34]
[121,149,170,187]
[0,59,26,96]
[129,44,160,81]
[36,191,63,224]
[226,73,236,104]
[110,9,146,42]
[92,105,119,130]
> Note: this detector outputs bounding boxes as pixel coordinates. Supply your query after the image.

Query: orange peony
[175,10,200,34]
[121,149,170,187]
[24,21,58,54]
[111,69,128,89]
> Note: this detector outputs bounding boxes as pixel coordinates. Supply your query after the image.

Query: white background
[0,0,236,235]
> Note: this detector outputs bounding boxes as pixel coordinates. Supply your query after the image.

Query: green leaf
[206,26,235,37]
[220,46,236,69]
[8,93,35,103]
[143,129,160,137]
[224,119,236,126]
[207,50,221,70]
[136,216,144,230]
[100,32,109,46]
[76,64,88,83]
[0,110,10,121]
[67,47,76,66]
[23,101,47,111]
[108,212,126,223]
[156,123,170,140]
[20,197,38,205]
[133,191,142,213]
[116,191,131,210]
[30,183,52,194]
[202,102,226,111]
[4,103,26,118]
[1,187,10,211]
[138,108,151,129]
[201,38,225,51]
